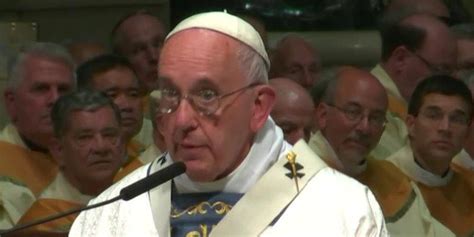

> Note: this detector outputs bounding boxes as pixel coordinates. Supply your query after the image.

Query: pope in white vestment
[70,119,387,236]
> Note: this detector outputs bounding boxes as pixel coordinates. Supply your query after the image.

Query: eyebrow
[158,77,220,91]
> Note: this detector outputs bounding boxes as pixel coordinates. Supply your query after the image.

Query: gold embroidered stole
[417,172,474,236]
[387,93,407,120]
[356,158,414,219]
[113,140,146,181]
[15,198,82,235]
[0,141,57,196]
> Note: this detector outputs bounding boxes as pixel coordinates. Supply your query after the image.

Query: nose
[438,116,451,133]
[47,88,61,107]
[115,94,134,113]
[302,69,314,89]
[174,98,198,136]
[146,45,159,64]
[355,115,370,134]
[92,134,112,155]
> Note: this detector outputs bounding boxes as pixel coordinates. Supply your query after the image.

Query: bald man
[270,78,314,144]
[111,11,167,93]
[309,66,452,236]
[371,12,457,159]
[270,35,321,90]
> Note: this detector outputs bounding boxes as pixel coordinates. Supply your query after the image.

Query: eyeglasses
[326,103,387,128]
[154,82,260,116]
[419,109,470,128]
[412,52,455,75]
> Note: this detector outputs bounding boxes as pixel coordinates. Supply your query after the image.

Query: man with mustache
[76,54,154,180]
[70,12,387,236]
[15,90,124,235]
[388,75,473,236]
[0,42,75,228]
[310,66,453,236]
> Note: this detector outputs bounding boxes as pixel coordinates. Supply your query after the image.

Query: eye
[197,89,217,101]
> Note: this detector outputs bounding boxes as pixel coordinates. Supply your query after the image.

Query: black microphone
[0,162,186,235]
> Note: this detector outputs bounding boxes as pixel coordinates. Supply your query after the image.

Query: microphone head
[120,162,186,201]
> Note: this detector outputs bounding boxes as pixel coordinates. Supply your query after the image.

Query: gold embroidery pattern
[171,201,233,218]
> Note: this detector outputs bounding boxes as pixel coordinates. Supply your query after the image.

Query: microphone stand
[0,195,122,235]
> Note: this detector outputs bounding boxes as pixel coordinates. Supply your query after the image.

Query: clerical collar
[409,154,453,187]
[20,134,49,153]
[171,118,291,194]
[310,132,367,176]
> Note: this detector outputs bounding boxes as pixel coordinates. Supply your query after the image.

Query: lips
[432,140,454,150]
[121,117,137,126]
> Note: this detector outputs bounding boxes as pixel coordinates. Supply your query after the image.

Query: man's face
[55,107,123,191]
[318,77,387,165]
[116,15,166,92]
[280,45,320,90]
[400,26,457,101]
[272,103,313,145]
[4,55,74,148]
[408,93,470,163]
[158,30,265,182]
[91,67,143,141]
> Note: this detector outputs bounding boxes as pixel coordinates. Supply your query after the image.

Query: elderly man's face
[408,94,470,164]
[52,107,123,195]
[280,45,320,90]
[116,15,166,92]
[318,74,387,166]
[4,55,74,148]
[91,67,143,142]
[158,29,270,182]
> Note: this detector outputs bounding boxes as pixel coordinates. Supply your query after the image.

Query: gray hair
[51,90,121,137]
[311,67,340,105]
[7,42,76,89]
[237,43,268,84]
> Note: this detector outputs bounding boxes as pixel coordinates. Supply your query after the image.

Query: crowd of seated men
[0,0,473,236]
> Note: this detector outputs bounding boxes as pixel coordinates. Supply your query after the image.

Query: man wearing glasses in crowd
[310,66,450,236]
[388,75,473,236]
[370,11,457,159]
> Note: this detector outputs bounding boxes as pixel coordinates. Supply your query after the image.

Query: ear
[48,137,65,168]
[250,85,276,132]
[405,114,416,138]
[389,46,412,71]
[316,102,329,130]
[3,89,16,121]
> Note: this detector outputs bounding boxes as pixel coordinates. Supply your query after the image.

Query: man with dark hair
[76,54,153,180]
[0,42,75,228]
[15,90,124,235]
[70,11,387,236]
[370,12,457,159]
[388,75,474,236]
[111,11,167,94]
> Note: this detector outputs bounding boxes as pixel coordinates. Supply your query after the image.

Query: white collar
[172,118,291,193]
[391,145,453,187]
[309,131,367,176]
[452,149,474,171]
